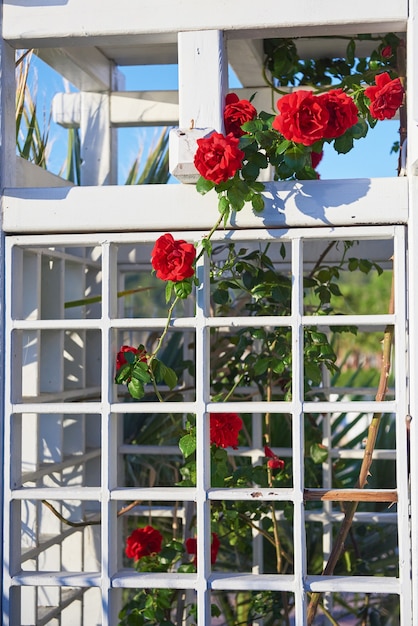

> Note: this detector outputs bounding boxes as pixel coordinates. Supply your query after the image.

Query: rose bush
[116,33,404,626]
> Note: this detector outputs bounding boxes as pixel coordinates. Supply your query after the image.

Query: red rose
[272,90,330,146]
[185,532,220,565]
[210,412,243,449]
[151,233,196,282]
[224,92,257,138]
[364,72,404,120]
[318,89,358,138]
[264,445,285,470]
[310,150,323,170]
[381,45,393,59]
[194,132,244,184]
[116,345,147,371]
[125,526,163,561]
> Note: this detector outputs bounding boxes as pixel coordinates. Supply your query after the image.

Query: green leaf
[179,433,196,458]
[351,118,368,139]
[283,145,307,171]
[333,133,354,154]
[348,257,359,271]
[241,118,265,133]
[163,365,178,390]
[115,363,131,384]
[196,175,215,194]
[218,195,230,217]
[127,377,145,400]
[178,563,196,573]
[241,161,260,180]
[251,193,265,213]
[174,278,193,299]
[310,442,329,464]
[227,185,246,211]
[346,39,356,67]
[165,280,174,303]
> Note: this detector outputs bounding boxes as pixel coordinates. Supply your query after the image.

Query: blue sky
[28,58,401,183]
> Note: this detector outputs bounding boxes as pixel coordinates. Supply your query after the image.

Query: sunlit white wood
[2,177,408,233]
[16,157,73,188]
[170,30,227,181]
[292,238,308,623]
[210,572,295,591]
[113,570,197,588]
[3,0,407,47]
[194,250,212,623]
[79,92,115,186]
[38,47,114,92]
[307,575,400,593]
[407,3,418,622]
[392,227,412,622]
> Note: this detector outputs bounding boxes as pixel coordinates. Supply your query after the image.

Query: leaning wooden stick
[306,276,395,625]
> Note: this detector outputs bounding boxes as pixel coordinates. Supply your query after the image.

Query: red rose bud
[151,233,196,282]
[194,132,244,184]
[125,525,163,561]
[224,92,257,138]
[210,412,243,449]
[264,446,285,470]
[364,72,404,120]
[381,45,393,58]
[267,457,285,470]
[116,345,147,370]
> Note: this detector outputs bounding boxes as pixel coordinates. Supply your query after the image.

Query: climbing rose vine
[117,33,404,626]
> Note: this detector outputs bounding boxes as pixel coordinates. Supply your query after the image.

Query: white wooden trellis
[1,1,418,625]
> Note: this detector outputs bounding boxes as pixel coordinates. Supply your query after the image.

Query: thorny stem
[41,498,143,527]
[306,275,395,625]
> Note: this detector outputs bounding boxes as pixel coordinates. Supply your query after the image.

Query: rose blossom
[185,532,220,565]
[264,445,285,470]
[210,412,243,449]
[116,345,147,371]
[194,132,245,184]
[364,72,404,120]
[381,45,393,59]
[310,150,323,170]
[272,90,330,146]
[151,233,196,282]
[125,525,163,561]
[318,89,358,138]
[224,92,257,138]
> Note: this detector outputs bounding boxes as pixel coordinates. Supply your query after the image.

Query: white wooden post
[407,0,418,622]
[169,30,228,182]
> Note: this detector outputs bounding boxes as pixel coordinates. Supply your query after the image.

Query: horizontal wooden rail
[304,488,398,502]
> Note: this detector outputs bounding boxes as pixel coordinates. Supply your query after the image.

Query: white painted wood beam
[37,47,113,92]
[3,1,407,47]
[53,89,278,129]
[15,157,74,188]
[2,178,408,234]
